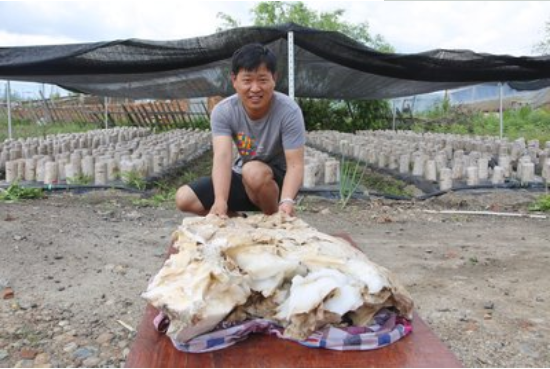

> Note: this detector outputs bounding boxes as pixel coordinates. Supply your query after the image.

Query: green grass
[0,182,44,202]
[529,194,550,212]
[413,105,550,143]
[0,119,101,142]
[335,157,413,199]
[66,174,94,185]
[361,167,414,197]
[121,170,147,191]
[132,187,177,207]
[133,154,213,207]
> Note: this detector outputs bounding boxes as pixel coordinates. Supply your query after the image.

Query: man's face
[231,63,276,118]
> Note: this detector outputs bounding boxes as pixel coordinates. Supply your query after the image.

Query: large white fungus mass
[142,213,414,342]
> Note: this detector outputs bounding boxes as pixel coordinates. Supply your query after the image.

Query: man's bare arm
[210,136,233,216]
[279,146,304,216]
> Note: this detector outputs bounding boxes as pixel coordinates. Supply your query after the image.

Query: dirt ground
[0,188,549,367]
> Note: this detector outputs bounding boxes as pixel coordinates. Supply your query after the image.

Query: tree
[216,13,241,33]
[217,1,394,132]
[534,19,550,54]
[219,2,393,52]
[250,2,393,52]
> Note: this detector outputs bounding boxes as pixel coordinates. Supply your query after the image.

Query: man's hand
[279,202,295,217]
[209,200,228,218]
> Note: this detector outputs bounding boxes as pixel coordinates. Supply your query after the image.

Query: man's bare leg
[241,161,279,215]
[175,185,208,215]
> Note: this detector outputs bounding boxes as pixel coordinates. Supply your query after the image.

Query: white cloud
[0,30,77,46]
[362,1,549,56]
[0,1,548,55]
[0,1,255,45]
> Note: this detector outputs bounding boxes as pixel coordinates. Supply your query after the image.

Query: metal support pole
[6,81,12,140]
[287,31,295,100]
[104,96,109,129]
[499,82,503,139]
[392,100,397,131]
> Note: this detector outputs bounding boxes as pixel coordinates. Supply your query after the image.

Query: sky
[1,1,549,97]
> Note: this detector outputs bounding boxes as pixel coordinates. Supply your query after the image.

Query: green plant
[0,119,99,142]
[529,194,550,212]
[180,170,199,184]
[0,182,44,202]
[132,188,177,207]
[66,174,94,185]
[121,170,147,191]
[299,98,391,132]
[360,170,413,197]
[339,157,365,208]
[414,104,550,143]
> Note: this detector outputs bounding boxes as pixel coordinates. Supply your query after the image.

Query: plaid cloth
[153,309,412,353]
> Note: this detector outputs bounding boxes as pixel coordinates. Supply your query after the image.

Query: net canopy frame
[1,23,550,100]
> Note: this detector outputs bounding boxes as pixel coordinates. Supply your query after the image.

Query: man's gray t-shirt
[211,91,305,172]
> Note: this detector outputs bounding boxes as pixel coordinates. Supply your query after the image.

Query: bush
[299,98,391,132]
[414,103,550,143]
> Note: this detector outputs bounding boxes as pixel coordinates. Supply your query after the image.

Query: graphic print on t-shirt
[235,132,256,156]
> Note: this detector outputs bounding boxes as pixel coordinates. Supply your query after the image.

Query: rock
[82,356,101,367]
[114,265,128,275]
[519,343,540,359]
[483,302,495,310]
[72,347,96,361]
[14,359,35,368]
[19,348,38,360]
[320,208,331,215]
[62,342,78,353]
[4,214,16,221]
[376,215,393,223]
[99,351,113,360]
[13,235,26,241]
[0,349,9,361]
[2,287,14,299]
[124,210,143,220]
[95,332,114,345]
[34,353,51,365]
[55,333,75,345]
[18,300,35,310]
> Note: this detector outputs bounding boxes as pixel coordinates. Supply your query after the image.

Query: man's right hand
[209,200,228,218]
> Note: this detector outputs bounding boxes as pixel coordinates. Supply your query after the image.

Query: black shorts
[188,165,286,212]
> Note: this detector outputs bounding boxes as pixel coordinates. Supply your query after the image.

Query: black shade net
[1,23,550,99]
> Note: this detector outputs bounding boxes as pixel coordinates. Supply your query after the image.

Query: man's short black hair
[231,43,277,75]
